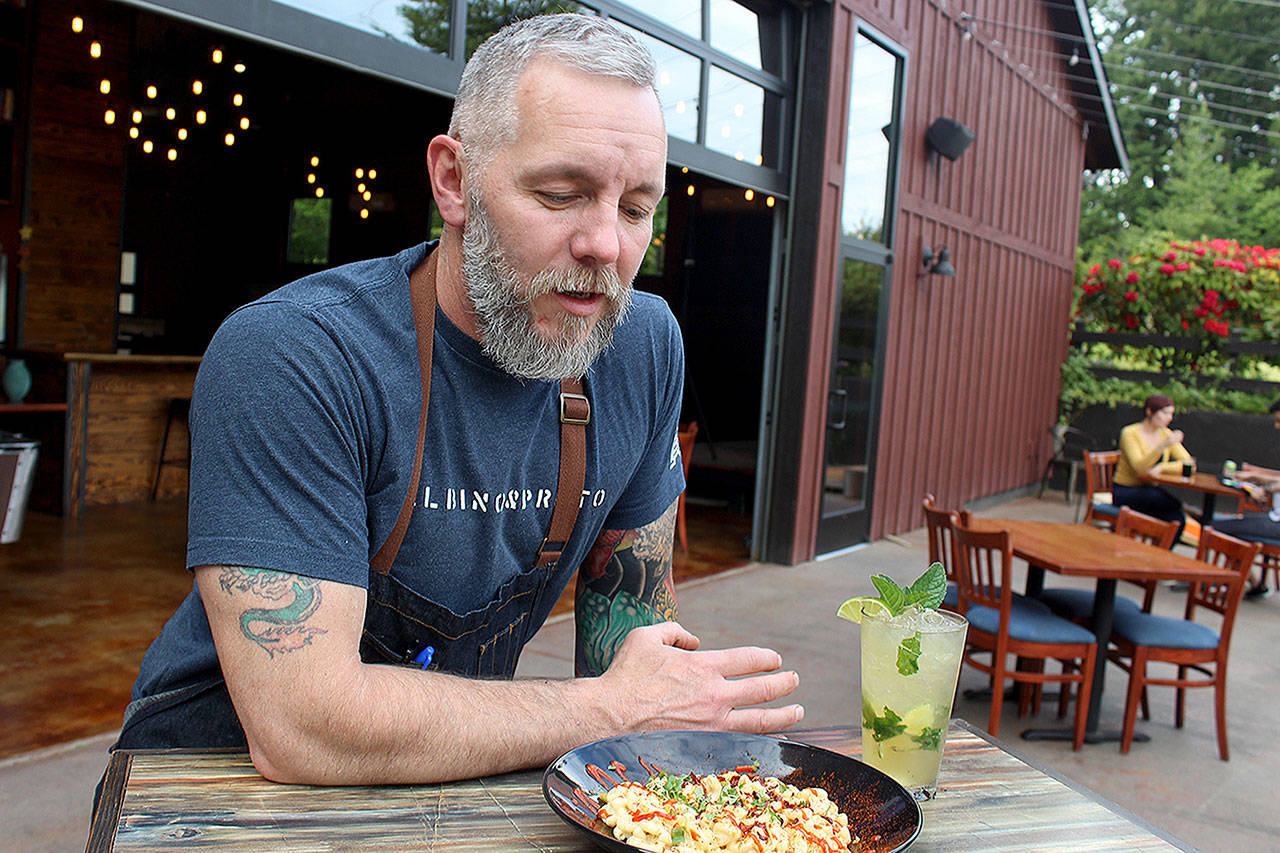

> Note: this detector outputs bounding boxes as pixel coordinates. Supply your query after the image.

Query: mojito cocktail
[859,607,967,800]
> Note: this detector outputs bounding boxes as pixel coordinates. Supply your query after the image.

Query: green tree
[393,0,586,58]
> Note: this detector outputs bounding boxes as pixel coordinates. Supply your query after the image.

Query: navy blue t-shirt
[133,243,685,699]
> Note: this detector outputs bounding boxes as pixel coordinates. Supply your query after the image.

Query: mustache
[519,264,627,304]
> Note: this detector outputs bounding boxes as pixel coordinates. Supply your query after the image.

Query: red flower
[1124,314,1139,329]
[1194,306,1208,318]
[1160,263,1175,275]
[1225,299,1239,310]
[1175,262,1190,272]
[1181,319,1190,331]
[1123,291,1138,302]
[1107,258,1123,269]
[1126,272,1139,284]
[1163,251,1178,261]
[1194,247,1206,256]
[1089,263,1101,275]
[1203,290,1219,306]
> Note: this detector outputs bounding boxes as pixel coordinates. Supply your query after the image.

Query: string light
[744,189,754,201]
[89,41,101,59]
[223,132,235,146]
[128,127,138,139]
[360,208,369,219]
[686,185,695,196]
[307,173,316,184]
[103,109,115,125]
[681,167,689,173]
[71,16,84,33]
[177,128,187,140]
[232,93,243,107]
[356,183,366,193]
[765,196,775,207]
[167,148,177,161]
[355,168,364,178]
[211,48,223,64]
[368,169,377,179]
[195,109,207,124]
[165,107,175,120]
[191,80,203,95]
[314,187,324,198]
[99,79,110,94]
[142,140,153,153]
[146,85,157,99]
[310,156,319,167]
[131,109,141,123]
[362,190,371,201]
[233,62,246,73]
[239,116,249,130]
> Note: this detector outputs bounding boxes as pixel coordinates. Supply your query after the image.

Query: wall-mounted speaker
[926,118,976,161]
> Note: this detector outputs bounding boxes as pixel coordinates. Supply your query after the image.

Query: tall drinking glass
[859,608,967,800]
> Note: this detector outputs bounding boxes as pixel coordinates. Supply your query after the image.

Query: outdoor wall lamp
[926,117,976,162]
[921,245,956,277]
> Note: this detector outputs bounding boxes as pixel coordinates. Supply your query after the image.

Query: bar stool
[150,397,191,501]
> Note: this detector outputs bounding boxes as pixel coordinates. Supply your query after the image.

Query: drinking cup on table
[860,608,967,801]
[1181,463,1193,479]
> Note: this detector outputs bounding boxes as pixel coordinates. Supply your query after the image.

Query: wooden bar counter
[64,353,201,516]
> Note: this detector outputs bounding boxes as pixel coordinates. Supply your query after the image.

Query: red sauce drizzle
[585,763,618,789]
[637,755,662,777]
[608,760,630,781]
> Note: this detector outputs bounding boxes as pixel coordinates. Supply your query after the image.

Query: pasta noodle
[597,765,856,852]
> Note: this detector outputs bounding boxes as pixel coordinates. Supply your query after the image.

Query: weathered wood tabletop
[88,720,1190,852]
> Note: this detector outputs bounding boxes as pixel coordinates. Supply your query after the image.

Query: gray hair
[448,13,659,171]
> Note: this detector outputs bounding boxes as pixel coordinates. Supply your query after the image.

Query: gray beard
[460,195,633,381]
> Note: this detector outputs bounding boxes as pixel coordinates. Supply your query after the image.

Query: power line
[1110,82,1280,122]
[960,9,1277,51]
[1116,44,1280,84]
[1124,101,1280,139]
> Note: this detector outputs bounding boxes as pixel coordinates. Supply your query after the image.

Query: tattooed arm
[575,498,679,676]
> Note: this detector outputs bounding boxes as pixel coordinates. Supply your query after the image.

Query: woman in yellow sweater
[1113,393,1194,544]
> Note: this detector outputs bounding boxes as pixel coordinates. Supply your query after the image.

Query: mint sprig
[862,698,906,743]
[869,562,947,617]
[896,632,922,675]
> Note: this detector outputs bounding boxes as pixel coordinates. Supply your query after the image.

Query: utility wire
[1110,82,1280,121]
[1124,101,1280,138]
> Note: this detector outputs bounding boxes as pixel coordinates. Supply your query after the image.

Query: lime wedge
[836,597,891,623]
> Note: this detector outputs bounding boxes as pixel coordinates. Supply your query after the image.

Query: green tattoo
[218,567,327,658]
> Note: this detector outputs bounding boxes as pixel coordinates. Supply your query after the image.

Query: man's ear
[426,134,468,228]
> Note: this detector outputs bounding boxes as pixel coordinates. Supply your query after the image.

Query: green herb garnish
[912,726,943,751]
[862,699,906,743]
[896,631,922,675]
[671,826,686,844]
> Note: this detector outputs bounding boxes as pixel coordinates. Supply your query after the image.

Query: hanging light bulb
[71,16,84,33]
[177,128,187,140]
[167,148,177,161]
[744,189,754,202]
[354,168,364,179]
[306,173,316,184]
[146,85,157,99]
[681,167,689,174]
[165,107,176,120]
[142,140,154,153]
[314,187,324,198]
[232,93,243,107]
[89,41,101,59]
[356,183,366,193]
[211,48,223,64]
[362,190,371,201]
[191,79,203,95]
[686,185,695,196]
[765,196,775,208]
[128,127,139,139]
[223,132,235,146]
[195,110,207,124]
[239,116,249,130]
[103,109,115,125]
[360,208,369,219]
[233,62,246,73]
[99,79,111,94]
[368,169,377,180]
[310,156,319,167]
[131,109,142,124]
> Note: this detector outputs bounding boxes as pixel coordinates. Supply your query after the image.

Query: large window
[841,32,903,246]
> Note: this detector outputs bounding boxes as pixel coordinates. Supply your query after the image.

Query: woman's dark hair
[1143,394,1174,416]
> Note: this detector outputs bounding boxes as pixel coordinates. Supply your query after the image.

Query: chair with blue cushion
[922,494,968,610]
[1041,506,1178,623]
[1107,527,1262,759]
[951,522,1098,748]
[1081,449,1121,528]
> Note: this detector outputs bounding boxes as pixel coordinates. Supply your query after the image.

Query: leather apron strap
[370,249,590,576]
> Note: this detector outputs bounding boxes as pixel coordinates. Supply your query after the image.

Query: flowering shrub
[1075,236,1280,349]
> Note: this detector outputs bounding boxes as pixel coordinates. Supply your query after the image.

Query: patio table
[967,518,1234,744]
[86,720,1190,851]
[1139,470,1252,523]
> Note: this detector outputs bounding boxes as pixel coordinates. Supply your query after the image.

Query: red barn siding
[792,0,1087,558]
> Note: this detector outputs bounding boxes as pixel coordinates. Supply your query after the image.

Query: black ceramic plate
[542,730,921,852]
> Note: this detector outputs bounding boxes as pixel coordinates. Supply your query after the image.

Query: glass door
[814,26,903,554]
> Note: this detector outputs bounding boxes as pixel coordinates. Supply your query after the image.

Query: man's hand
[596,622,804,734]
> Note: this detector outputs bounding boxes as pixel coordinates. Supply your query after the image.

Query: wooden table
[1140,470,1251,522]
[87,721,1190,852]
[968,519,1235,743]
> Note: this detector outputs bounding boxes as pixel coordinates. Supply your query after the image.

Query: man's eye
[539,192,575,204]
[622,206,651,221]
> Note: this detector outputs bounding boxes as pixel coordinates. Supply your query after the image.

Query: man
[113,14,801,786]
[1213,397,1280,596]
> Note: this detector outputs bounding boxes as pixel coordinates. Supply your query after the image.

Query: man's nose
[569,202,622,268]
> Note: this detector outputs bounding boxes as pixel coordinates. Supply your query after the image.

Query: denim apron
[112,249,590,750]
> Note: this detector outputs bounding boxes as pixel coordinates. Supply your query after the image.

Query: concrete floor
[7,493,1277,851]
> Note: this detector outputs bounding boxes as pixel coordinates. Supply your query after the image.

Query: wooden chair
[150,397,192,501]
[922,494,970,610]
[951,522,1098,748]
[1081,450,1121,527]
[675,421,698,552]
[1107,527,1262,759]
[1041,506,1179,622]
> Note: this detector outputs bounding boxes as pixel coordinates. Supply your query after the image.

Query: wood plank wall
[23,0,129,352]
[797,0,1086,555]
